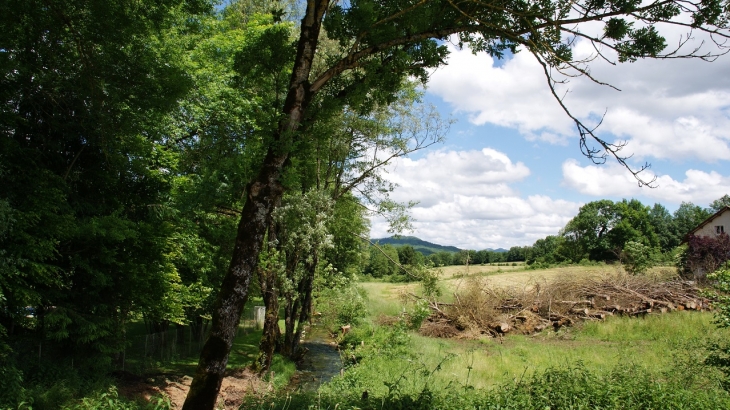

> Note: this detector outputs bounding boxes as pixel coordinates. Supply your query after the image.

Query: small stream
[295,324,343,392]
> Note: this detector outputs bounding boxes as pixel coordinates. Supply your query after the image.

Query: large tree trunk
[182,151,286,409]
[182,2,329,408]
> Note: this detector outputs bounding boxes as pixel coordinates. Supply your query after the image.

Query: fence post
[254,306,265,330]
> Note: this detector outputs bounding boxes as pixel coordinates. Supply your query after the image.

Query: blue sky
[368,29,730,250]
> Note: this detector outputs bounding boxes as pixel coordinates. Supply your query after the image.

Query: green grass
[345,269,729,396]
[249,310,730,409]
[358,282,411,318]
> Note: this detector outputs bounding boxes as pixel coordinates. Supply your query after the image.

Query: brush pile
[417,272,710,339]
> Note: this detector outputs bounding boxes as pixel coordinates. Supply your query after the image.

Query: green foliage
[408,299,432,330]
[0,0,217,369]
[622,241,656,275]
[418,266,442,300]
[673,201,713,240]
[318,284,369,331]
[325,196,370,278]
[0,354,24,409]
[246,360,730,410]
[710,195,730,212]
[61,386,171,410]
[706,267,730,328]
[699,266,730,392]
[365,244,401,278]
[263,355,298,390]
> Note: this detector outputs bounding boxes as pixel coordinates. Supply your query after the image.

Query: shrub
[623,241,656,275]
[681,234,730,278]
[318,284,369,331]
[61,386,171,410]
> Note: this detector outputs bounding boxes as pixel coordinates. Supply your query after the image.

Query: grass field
[361,264,628,313]
[350,265,726,395]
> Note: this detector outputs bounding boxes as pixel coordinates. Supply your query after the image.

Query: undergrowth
[243,362,730,409]
[245,309,730,409]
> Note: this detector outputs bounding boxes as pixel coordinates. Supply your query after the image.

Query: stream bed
[295,323,343,392]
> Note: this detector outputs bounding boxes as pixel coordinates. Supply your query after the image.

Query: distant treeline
[365,196,730,277]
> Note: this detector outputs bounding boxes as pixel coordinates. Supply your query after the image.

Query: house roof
[685,206,730,241]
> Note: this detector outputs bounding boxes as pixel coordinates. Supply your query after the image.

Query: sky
[368,23,730,250]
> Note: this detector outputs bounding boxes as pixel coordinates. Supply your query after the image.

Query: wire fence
[117,305,265,373]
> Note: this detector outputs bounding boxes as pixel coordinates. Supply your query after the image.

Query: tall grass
[317,311,722,398]
[243,286,728,410]
[246,355,730,410]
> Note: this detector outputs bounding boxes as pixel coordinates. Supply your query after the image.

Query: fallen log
[587,312,607,320]
[558,300,595,307]
[630,308,652,317]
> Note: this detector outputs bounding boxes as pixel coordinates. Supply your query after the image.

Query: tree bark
[182,2,329,408]
[182,151,286,410]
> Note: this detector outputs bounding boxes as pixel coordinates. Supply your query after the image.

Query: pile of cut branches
[417,273,709,339]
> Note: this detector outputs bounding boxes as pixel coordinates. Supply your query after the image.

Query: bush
[61,386,171,410]
[623,241,656,275]
[318,284,369,332]
[681,234,730,278]
[701,266,730,390]
[0,361,24,408]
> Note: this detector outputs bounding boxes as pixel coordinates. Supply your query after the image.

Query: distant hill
[371,236,509,255]
[372,236,459,255]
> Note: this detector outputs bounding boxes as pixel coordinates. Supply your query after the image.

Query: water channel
[295,323,343,392]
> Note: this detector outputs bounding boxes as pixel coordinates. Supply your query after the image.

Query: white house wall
[695,211,730,237]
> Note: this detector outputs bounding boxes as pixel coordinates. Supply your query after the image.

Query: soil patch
[116,368,271,409]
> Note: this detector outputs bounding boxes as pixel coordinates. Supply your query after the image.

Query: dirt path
[117,368,272,409]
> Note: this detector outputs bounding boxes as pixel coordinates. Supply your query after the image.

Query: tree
[649,203,677,253]
[452,250,476,265]
[506,246,527,262]
[0,0,212,377]
[428,251,454,267]
[184,0,730,406]
[673,202,712,241]
[623,241,656,275]
[398,245,424,267]
[527,235,565,265]
[607,199,659,259]
[562,200,617,261]
[366,244,401,278]
[710,195,730,212]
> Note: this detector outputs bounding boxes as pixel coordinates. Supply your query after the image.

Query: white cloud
[562,159,730,204]
[369,149,581,249]
[428,29,730,163]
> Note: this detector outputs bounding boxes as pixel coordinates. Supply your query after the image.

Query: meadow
[246,264,730,409]
[354,265,722,388]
